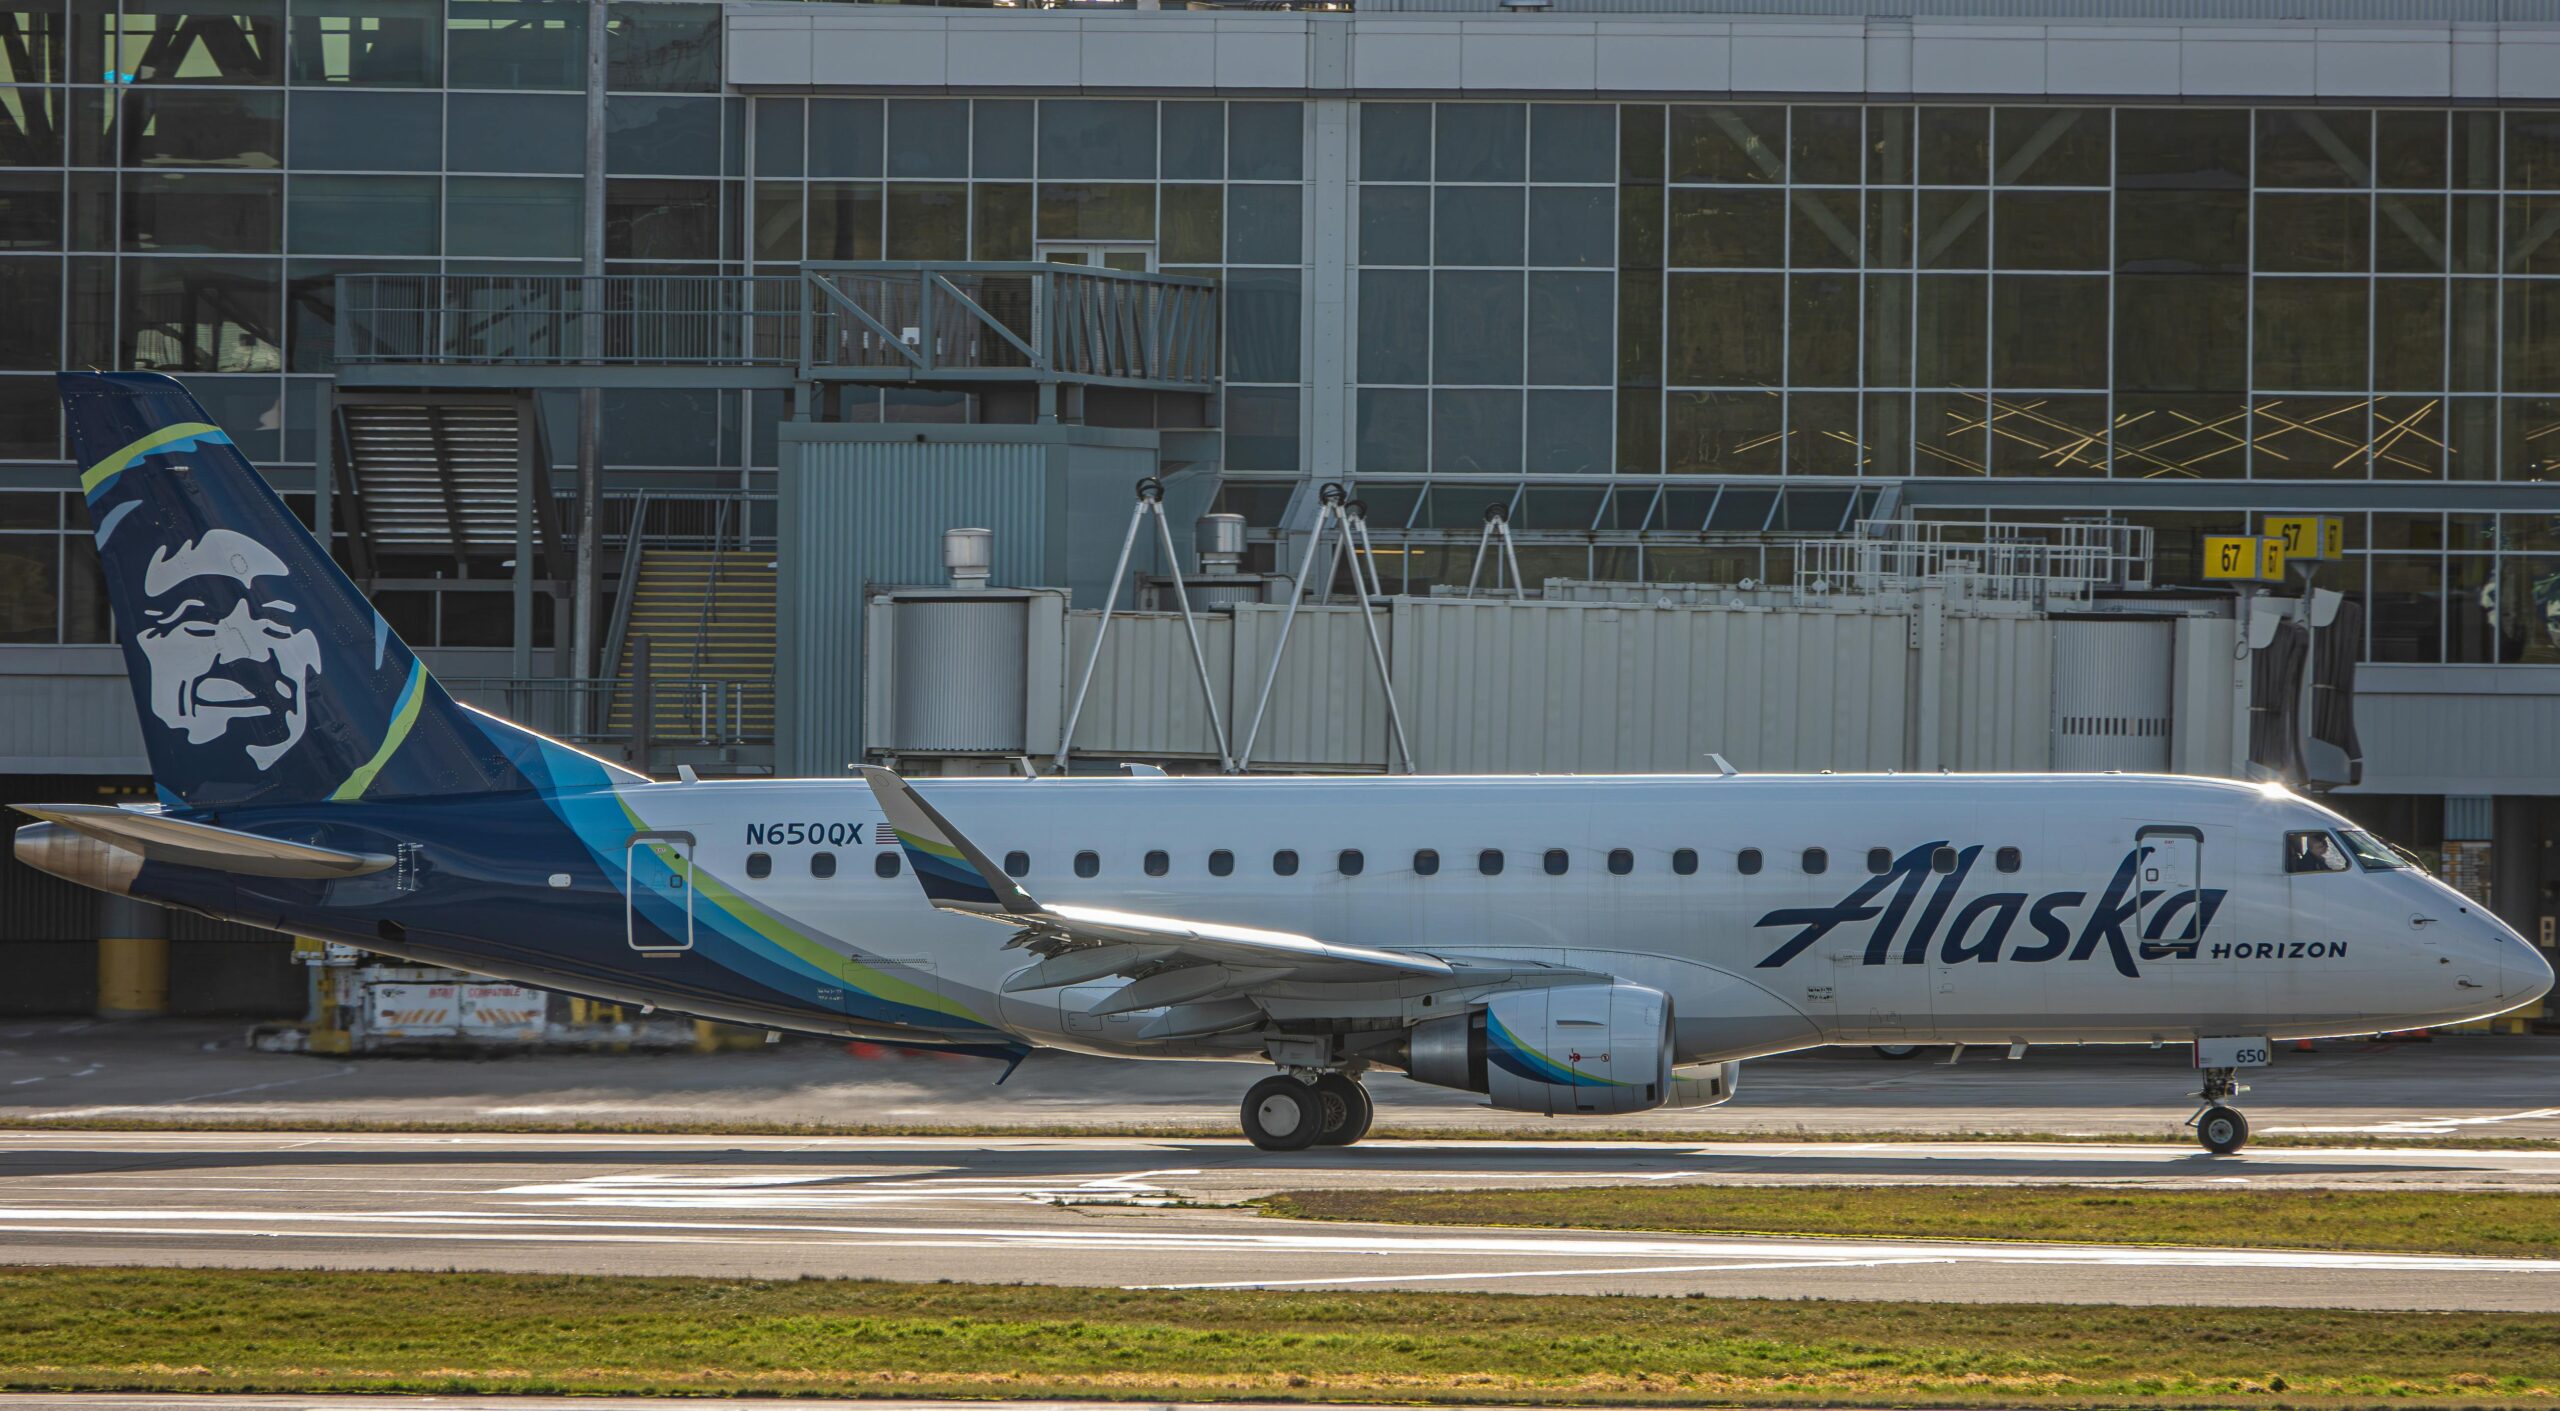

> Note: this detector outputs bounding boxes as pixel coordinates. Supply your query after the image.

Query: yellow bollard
[96,936,169,1018]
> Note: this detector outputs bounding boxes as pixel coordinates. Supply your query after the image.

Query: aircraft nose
[2514,927,2557,1008]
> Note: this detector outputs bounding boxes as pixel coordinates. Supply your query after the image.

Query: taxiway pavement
[4,1131,2560,1310]
[7,1019,2560,1140]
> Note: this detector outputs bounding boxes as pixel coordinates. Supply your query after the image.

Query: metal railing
[1795,519,2153,604]
[802,262,1218,388]
[337,264,1220,391]
[549,490,773,552]
[339,274,800,367]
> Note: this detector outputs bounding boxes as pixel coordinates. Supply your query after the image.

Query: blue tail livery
[65,371,538,810]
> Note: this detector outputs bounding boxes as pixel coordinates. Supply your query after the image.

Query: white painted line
[0,1206,2552,1274]
[1136,1257,1958,1290]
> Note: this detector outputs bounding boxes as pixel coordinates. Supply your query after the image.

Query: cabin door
[625,831,695,952]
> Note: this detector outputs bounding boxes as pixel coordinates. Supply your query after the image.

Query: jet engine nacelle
[1406,982,1674,1115]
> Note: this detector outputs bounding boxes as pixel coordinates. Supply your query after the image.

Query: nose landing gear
[2189,1067,2251,1154]
[1240,1070,1373,1151]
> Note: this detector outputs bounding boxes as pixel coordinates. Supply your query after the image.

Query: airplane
[15,371,2553,1154]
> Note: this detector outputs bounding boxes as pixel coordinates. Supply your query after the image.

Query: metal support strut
[1055,478,1233,775]
[1463,502,1528,598]
[1235,484,1415,776]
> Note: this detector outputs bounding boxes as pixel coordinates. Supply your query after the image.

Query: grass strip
[2,1265,2557,1406]
[6,1114,2557,1150]
[1258,1185,2560,1260]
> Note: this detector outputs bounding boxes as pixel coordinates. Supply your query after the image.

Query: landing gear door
[626,831,695,952]
[2136,826,2203,960]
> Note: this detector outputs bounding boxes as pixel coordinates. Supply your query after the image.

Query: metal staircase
[607,543,776,749]
[328,391,565,580]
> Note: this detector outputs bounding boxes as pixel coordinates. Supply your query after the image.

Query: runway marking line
[1136,1257,1961,1290]
[1,1207,2557,1274]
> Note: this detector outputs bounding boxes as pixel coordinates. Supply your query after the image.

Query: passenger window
[1479,849,1504,876]
[1273,849,1299,876]
[1931,846,1957,874]
[1672,848,1698,875]
[1544,848,1569,876]
[1866,847,1891,874]
[811,851,836,879]
[1414,848,1440,876]
[1208,848,1234,877]
[1144,849,1169,877]
[1003,849,1030,877]
[1607,848,1633,875]
[1339,849,1364,876]
[874,852,901,879]
[1803,847,1828,875]
[746,851,771,879]
[1074,850,1100,878]
[2284,830,2350,874]
[1736,848,1761,875]
[1995,846,2021,873]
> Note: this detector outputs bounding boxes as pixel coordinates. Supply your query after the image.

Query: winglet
[857,766,1039,917]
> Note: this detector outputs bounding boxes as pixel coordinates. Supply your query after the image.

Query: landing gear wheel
[2196,1104,2249,1155]
[1242,1075,1324,1152]
[1311,1073,1373,1147]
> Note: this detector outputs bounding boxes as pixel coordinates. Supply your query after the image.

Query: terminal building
[1,0,2558,1020]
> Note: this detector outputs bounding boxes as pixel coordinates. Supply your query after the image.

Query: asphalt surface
[7,1018,2560,1139]
[5,1130,2560,1309]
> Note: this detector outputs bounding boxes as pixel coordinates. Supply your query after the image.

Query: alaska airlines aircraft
[16,373,2552,1153]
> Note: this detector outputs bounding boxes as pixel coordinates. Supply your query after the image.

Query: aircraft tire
[1242,1075,1324,1152]
[2196,1104,2249,1155]
[1311,1073,1373,1146]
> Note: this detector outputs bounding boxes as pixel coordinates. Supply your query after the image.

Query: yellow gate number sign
[2204,535,2264,581]
[2265,515,2348,560]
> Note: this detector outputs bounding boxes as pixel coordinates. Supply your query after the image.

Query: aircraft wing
[13,802,395,878]
[857,766,1461,1004]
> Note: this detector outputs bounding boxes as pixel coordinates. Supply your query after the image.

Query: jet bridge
[862,516,2342,786]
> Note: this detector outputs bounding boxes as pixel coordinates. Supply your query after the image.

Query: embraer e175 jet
[17,373,2551,1152]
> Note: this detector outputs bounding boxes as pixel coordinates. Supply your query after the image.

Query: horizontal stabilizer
[13,803,395,879]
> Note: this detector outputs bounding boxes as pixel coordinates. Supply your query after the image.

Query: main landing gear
[2189,1067,2251,1155]
[1241,1071,1373,1151]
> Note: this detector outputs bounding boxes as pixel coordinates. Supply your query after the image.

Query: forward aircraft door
[2136,826,2203,960]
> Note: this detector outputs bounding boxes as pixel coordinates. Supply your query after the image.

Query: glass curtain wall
[746,94,1304,446]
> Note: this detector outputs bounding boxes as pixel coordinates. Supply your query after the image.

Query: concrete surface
[5,1131,2560,1309]
[6,1018,2559,1140]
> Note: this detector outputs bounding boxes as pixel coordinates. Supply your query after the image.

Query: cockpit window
[2283,830,2350,874]
[2338,828,2409,871]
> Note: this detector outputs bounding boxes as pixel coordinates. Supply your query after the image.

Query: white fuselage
[629,771,2546,1064]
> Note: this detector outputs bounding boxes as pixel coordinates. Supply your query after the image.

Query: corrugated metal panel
[780,438,1051,776]
[1395,600,1908,775]
[890,598,1031,752]
[0,672,146,773]
[2356,688,2560,796]
[1943,616,2054,774]
[1230,604,1393,771]
[2051,620,2170,772]
[1062,612,1237,762]
[2446,795,2496,840]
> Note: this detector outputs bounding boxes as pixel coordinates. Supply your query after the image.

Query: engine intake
[1406,982,1675,1116]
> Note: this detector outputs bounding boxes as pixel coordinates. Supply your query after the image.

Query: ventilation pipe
[943,527,991,590]
[1196,513,1246,575]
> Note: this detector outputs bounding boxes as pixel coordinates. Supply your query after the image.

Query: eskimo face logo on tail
[133,528,321,771]
[1750,840,2230,979]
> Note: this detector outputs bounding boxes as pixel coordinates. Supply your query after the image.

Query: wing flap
[857,766,1453,987]
[13,803,395,879]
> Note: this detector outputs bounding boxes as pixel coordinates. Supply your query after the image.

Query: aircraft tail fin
[62,371,557,810]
